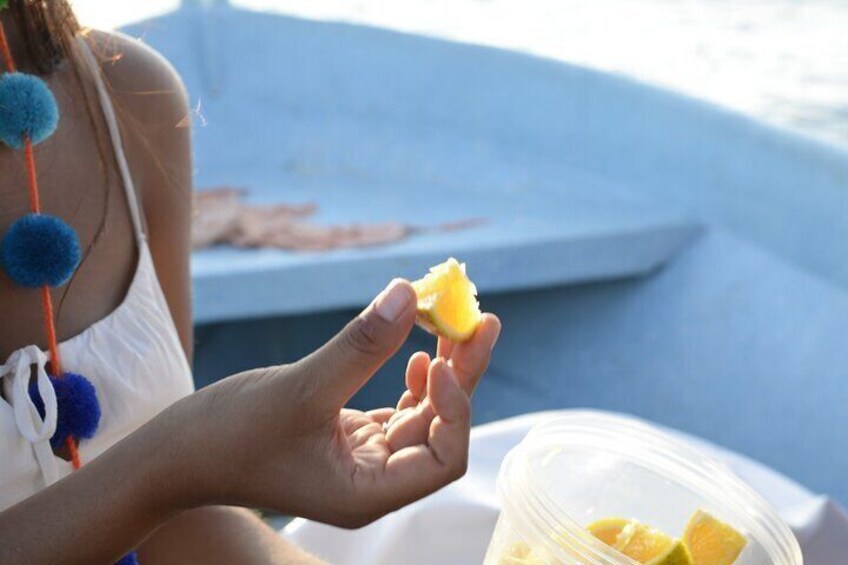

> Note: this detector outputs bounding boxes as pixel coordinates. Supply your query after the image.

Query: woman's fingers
[385,402,433,451]
[437,337,454,360]
[398,351,430,410]
[406,351,430,397]
[427,359,470,424]
[386,357,453,451]
[385,358,442,449]
[396,391,417,411]
[382,361,470,507]
[386,353,469,452]
[447,314,501,395]
[386,316,499,451]
[391,350,432,438]
[365,408,396,424]
[347,322,499,523]
[379,312,500,455]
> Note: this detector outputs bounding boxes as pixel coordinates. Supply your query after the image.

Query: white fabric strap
[75,36,147,245]
[0,346,60,487]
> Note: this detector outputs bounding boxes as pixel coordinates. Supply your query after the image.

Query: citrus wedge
[618,522,675,563]
[587,517,633,548]
[411,257,482,342]
[646,540,695,565]
[683,510,747,565]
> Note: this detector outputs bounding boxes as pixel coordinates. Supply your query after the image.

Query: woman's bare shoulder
[82,30,192,190]
[84,30,195,356]
[85,30,189,115]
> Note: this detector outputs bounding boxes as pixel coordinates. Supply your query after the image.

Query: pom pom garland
[28,372,101,451]
[0,72,59,149]
[0,0,88,463]
[0,12,134,560]
[1,213,81,288]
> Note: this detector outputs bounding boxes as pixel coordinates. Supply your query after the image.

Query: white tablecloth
[284,411,848,564]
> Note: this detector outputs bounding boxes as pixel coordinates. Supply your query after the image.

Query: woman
[0,2,501,563]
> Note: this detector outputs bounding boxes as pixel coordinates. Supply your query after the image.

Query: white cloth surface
[284,410,848,564]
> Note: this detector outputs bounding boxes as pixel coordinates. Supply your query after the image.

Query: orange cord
[44,288,78,467]
[24,138,41,212]
[28,135,58,375]
[41,286,62,374]
[0,19,15,73]
[67,436,81,469]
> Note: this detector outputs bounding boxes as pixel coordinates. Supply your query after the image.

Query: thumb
[297,278,417,409]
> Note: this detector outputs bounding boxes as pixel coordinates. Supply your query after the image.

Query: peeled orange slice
[618,522,676,563]
[411,258,482,342]
[587,517,633,548]
[590,520,693,565]
[683,510,747,565]
[647,541,695,565]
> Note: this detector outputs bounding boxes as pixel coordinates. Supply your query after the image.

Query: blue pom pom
[1,214,81,288]
[0,72,60,149]
[29,372,101,451]
[115,552,139,565]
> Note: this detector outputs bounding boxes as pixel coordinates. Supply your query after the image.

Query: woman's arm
[0,396,326,565]
[0,399,188,563]
[0,280,499,564]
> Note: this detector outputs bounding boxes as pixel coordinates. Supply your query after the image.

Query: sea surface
[75,0,848,149]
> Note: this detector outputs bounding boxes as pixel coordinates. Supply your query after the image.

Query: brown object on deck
[192,187,482,252]
[191,187,245,248]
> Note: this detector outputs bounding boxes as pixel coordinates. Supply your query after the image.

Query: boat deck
[192,161,698,322]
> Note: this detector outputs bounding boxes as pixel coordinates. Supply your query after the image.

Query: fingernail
[374,279,412,322]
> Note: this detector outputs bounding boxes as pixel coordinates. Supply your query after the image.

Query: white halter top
[0,38,195,512]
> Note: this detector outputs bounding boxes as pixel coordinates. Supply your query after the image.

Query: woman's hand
[0,279,498,564]
[171,279,501,527]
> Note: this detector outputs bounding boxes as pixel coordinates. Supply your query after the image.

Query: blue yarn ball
[1,214,81,288]
[0,72,60,149]
[115,552,139,565]
[29,372,101,451]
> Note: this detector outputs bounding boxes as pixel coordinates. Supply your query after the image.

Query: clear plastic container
[484,411,802,564]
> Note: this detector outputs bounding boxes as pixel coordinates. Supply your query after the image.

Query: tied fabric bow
[0,345,60,485]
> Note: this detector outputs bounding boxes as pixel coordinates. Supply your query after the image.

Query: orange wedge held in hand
[411,258,482,342]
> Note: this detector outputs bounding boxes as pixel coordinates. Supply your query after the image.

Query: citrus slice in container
[646,540,694,565]
[411,257,482,342]
[617,522,675,562]
[587,517,633,547]
[588,518,693,564]
[683,510,747,565]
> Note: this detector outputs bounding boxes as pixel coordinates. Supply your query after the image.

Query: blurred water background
[74,0,848,148]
